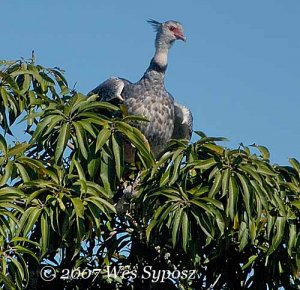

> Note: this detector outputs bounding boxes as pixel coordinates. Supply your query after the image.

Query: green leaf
[249,218,257,244]
[115,120,134,134]
[40,212,49,256]
[78,101,119,112]
[0,186,24,196]
[0,71,19,92]
[193,158,217,171]
[42,114,65,136]
[17,156,44,171]
[221,168,230,197]
[266,215,276,240]
[268,216,286,255]
[22,207,43,237]
[19,73,31,94]
[146,219,158,241]
[228,174,238,219]
[76,120,96,138]
[289,158,300,177]
[169,151,184,185]
[0,160,13,186]
[190,199,213,213]
[100,151,113,197]
[87,158,100,178]
[127,128,152,159]
[86,196,115,216]
[196,135,228,144]
[73,158,86,181]
[251,144,270,160]
[236,172,251,217]
[8,143,29,157]
[160,168,171,187]
[200,197,224,210]
[57,198,66,212]
[111,133,123,180]
[13,245,39,262]
[172,207,183,248]
[239,164,262,185]
[250,180,269,210]
[242,255,258,270]
[181,211,189,252]
[95,127,111,153]
[287,223,297,255]
[190,209,214,239]
[86,203,101,228]
[0,87,10,108]
[203,143,225,155]
[76,112,109,126]
[30,115,59,142]
[0,134,7,154]
[49,68,68,87]
[208,171,222,197]
[0,273,16,290]
[71,197,85,218]
[255,162,277,176]
[10,256,25,283]
[55,122,70,163]
[273,192,286,216]
[291,200,300,210]
[73,121,88,159]
[85,181,111,198]
[238,221,249,251]
[15,163,30,182]
[11,237,40,248]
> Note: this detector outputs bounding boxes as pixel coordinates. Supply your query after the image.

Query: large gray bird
[90,19,193,159]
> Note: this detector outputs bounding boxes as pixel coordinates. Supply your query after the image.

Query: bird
[90,19,193,160]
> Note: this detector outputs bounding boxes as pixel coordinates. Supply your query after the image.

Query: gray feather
[147,19,162,32]
[171,102,193,140]
[89,77,131,102]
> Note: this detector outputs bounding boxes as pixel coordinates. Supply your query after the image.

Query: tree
[0,57,299,290]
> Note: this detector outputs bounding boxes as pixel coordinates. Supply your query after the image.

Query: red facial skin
[169,26,186,41]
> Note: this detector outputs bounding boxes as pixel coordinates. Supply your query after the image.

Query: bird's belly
[125,94,174,157]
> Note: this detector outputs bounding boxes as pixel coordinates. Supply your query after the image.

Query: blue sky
[1,0,299,165]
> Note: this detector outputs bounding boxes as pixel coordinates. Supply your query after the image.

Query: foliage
[0,58,299,289]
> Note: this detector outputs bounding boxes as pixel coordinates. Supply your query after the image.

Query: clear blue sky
[1,0,299,165]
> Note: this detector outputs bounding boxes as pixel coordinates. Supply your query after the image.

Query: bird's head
[148,19,186,48]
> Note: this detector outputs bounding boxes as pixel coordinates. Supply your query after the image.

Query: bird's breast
[123,87,174,157]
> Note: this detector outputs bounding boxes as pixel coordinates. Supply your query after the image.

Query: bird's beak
[175,32,186,42]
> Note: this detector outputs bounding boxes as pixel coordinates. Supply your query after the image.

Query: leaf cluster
[0,59,299,290]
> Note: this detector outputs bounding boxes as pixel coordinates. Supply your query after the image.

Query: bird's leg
[124,141,136,163]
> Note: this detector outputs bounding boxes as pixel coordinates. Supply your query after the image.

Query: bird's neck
[153,46,169,69]
[145,46,169,79]
[142,35,173,82]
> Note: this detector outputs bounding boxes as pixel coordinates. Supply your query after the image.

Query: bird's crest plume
[147,19,161,32]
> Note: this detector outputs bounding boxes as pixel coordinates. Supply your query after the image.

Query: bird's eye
[169,26,176,31]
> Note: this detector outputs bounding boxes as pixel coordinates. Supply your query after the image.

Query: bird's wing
[89,77,131,102]
[171,102,193,140]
